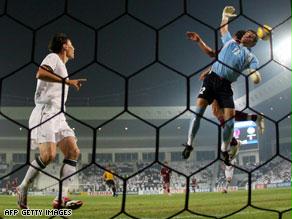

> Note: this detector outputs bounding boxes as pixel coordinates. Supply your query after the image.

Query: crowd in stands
[78,161,221,193]
[0,158,291,195]
[253,160,291,184]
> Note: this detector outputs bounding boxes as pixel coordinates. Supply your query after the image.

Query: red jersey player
[160,161,172,195]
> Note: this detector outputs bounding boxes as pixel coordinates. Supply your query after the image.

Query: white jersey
[34,53,69,109]
[29,53,75,148]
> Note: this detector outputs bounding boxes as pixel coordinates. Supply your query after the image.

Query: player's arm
[186,32,216,57]
[220,6,237,36]
[36,65,87,91]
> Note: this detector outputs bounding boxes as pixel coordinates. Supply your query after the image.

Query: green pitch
[0,188,290,219]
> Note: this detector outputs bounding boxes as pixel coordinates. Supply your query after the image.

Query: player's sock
[20,156,46,189]
[60,159,77,198]
[187,106,206,145]
[221,119,234,152]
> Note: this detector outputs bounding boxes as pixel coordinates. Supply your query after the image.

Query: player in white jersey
[16,33,86,210]
[222,137,241,193]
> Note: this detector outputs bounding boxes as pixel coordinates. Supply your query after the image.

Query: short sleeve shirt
[211,32,259,82]
[34,53,69,109]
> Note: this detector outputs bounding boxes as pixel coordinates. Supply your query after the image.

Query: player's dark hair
[48,33,70,53]
[234,30,246,41]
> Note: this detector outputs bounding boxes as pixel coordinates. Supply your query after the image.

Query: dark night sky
[0,0,290,119]
[0,0,290,107]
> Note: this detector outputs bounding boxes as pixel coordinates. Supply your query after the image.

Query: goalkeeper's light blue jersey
[211,32,259,83]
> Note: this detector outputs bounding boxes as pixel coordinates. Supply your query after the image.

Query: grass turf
[0,188,290,219]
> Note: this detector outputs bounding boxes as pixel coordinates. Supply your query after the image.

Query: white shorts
[29,104,75,149]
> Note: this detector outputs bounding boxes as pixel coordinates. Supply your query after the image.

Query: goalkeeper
[182,6,260,165]
[186,30,264,135]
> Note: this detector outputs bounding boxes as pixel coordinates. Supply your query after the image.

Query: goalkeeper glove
[250,71,261,84]
[243,69,261,84]
[222,6,237,20]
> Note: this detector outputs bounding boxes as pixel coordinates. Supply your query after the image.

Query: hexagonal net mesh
[0,0,291,218]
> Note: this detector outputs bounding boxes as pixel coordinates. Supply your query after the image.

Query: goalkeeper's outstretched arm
[186,32,216,57]
[220,6,237,36]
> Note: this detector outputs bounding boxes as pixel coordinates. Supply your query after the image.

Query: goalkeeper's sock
[187,106,206,145]
[221,119,234,152]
